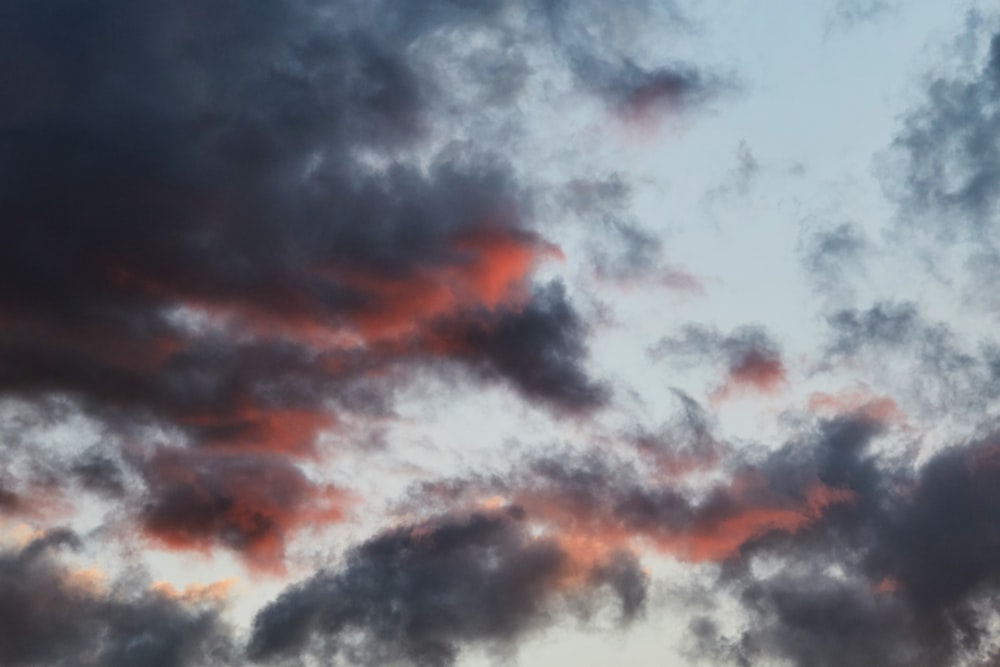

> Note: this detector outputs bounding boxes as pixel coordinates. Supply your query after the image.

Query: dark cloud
[138,448,346,572]
[248,508,646,666]
[411,421,854,568]
[427,281,609,413]
[0,530,235,667]
[0,0,621,590]
[688,416,1000,666]
[72,452,127,497]
[886,24,1000,240]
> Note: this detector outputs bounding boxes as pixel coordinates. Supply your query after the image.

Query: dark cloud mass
[540,0,728,123]
[0,1,711,663]
[685,417,1000,666]
[138,447,346,572]
[0,0,605,443]
[248,508,646,666]
[0,531,235,667]
[823,301,1000,415]
[9,1,1000,666]
[0,0,619,581]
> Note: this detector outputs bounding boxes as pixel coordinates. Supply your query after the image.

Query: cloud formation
[0,530,235,667]
[652,325,787,402]
[887,25,1000,239]
[248,508,646,665]
[8,2,1000,666]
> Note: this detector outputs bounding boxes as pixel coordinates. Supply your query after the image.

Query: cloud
[823,301,1000,416]
[0,530,235,667]
[248,508,646,665]
[512,452,851,564]
[71,453,127,497]
[426,281,610,413]
[885,24,1000,240]
[799,222,872,305]
[704,141,761,202]
[412,412,855,568]
[540,0,731,126]
[138,448,347,573]
[0,4,633,597]
[652,325,787,402]
[0,0,611,463]
[686,416,1000,665]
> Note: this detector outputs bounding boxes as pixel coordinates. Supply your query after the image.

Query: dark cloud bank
[5,1,1000,666]
[249,508,646,666]
[0,530,235,667]
[0,0,623,566]
[0,0,709,665]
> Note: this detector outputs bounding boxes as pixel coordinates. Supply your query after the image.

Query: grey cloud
[799,222,871,304]
[0,530,235,667]
[690,417,1000,666]
[540,0,730,118]
[824,301,1000,415]
[885,25,1000,240]
[248,508,646,666]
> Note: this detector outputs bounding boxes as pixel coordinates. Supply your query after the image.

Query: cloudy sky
[3,1,1000,665]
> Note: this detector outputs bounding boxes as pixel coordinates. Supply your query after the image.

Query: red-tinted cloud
[329,227,562,343]
[499,467,853,565]
[180,408,336,458]
[711,349,787,404]
[139,448,347,574]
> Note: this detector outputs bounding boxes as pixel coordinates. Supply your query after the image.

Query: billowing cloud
[0,530,235,667]
[139,448,347,573]
[248,508,646,665]
[425,281,610,412]
[686,417,1000,666]
[0,0,610,459]
[7,1,997,665]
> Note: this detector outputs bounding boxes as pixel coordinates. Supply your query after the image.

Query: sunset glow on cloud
[3,1,1000,665]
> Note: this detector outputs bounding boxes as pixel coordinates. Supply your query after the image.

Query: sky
[3,0,1000,665]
